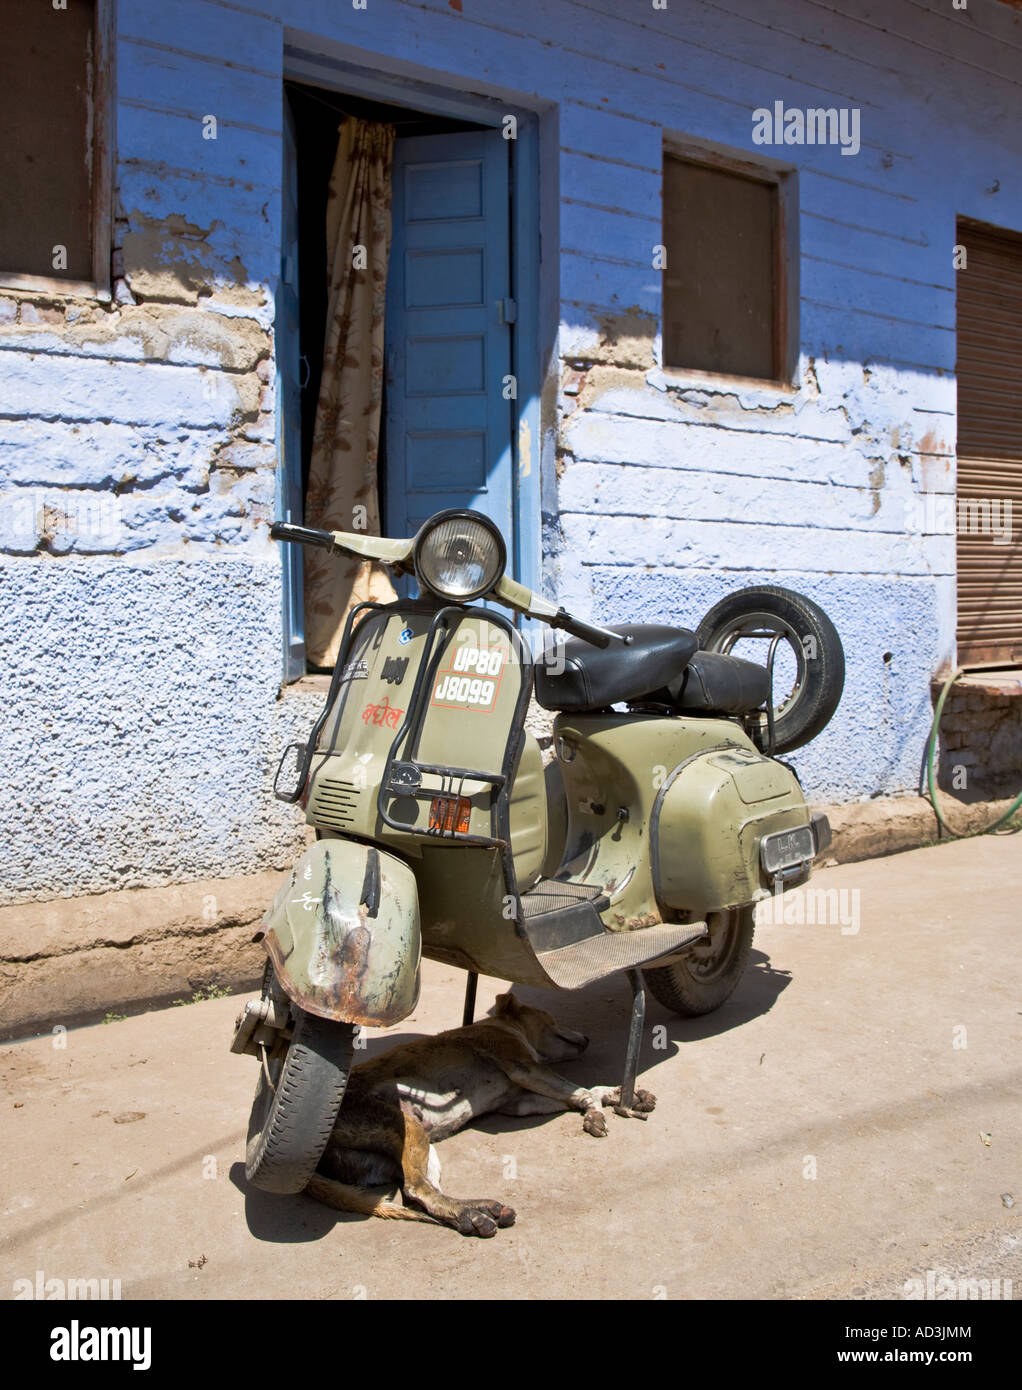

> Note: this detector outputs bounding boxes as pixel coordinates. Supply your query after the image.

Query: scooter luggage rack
[717,626,784,757]
[373,603,534,850]
[382,763,506,847]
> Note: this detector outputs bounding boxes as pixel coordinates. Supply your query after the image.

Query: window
[662,152,792,383]
[0,0,112,296]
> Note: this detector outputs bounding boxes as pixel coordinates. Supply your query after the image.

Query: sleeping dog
[306,991,655,1237]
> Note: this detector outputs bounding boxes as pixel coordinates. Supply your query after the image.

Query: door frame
[276,91,306,683]
[278,44,549,676]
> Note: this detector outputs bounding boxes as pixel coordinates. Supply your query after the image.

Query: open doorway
[281,80,518,674]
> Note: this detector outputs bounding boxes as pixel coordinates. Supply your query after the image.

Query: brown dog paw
[600,1087,656,1119]
[456,1208,497,1237]
[455,1201,516,1236]
[478,1199,516,1227]
[583,1107,609,1137]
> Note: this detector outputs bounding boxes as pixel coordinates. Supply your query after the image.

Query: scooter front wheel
[644,907,755,1016]
[245,999,356,1195]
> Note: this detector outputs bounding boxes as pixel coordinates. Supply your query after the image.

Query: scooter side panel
[655,750,811,913]
[551,713,813,926]
[553,714,750,932]
[261,838,420,1027]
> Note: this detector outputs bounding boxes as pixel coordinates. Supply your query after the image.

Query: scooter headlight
[413,510,506,602]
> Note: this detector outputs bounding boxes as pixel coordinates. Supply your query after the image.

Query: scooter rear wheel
[644,907,755,1016]
[245,988,356,1195]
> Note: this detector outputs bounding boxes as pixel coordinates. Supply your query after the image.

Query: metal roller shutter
[956,220,1022,667]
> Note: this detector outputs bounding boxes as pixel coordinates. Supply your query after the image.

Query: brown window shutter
[955,221,1022,667]
[663,155,779,382]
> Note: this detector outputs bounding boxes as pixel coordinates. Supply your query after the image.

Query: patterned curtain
[303,118,397,668]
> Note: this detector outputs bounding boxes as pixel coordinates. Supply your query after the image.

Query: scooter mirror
[273,742,309,803]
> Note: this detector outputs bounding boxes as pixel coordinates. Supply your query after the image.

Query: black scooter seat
[534,623,698,713]
[667,650,770,715]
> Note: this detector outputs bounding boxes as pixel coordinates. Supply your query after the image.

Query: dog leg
[500,1064,614,1137]
[306,1174,439,1223]
[496,1093,573,1117]
[398,1112,516,1238]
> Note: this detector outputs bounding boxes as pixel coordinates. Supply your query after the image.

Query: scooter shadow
[231,1162,346,1243]
[507,944,792,1086]
[658,946,793,1042]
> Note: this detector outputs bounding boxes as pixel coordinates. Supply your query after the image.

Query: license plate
[760,825,815,875]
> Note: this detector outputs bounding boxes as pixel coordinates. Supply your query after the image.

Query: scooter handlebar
[552,610,615,649]
[269,524,620,647]
[270,522,337,551]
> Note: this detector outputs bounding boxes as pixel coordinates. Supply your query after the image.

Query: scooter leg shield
[260,838,420,1028]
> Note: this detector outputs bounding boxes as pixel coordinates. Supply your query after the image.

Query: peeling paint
[868,460,886,515]
[4,303,270,372]
[917,429,949,457]
[593,306,657,370]
[121,208,251,306]
[518,414,532,478]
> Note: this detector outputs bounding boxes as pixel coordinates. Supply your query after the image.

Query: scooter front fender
[260,838,420,1028]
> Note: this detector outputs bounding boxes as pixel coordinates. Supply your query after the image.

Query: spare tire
[695,585,844,753]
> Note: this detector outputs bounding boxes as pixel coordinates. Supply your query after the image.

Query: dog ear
[494,991,519,1016]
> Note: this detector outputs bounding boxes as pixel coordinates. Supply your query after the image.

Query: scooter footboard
[260,838,420,1028]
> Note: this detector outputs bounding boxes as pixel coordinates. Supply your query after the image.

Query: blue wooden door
[385,130,514,560]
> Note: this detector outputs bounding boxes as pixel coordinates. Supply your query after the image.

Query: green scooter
[231,509,844,1192]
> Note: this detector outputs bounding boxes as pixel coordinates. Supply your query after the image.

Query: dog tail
[305,1174,438,1224]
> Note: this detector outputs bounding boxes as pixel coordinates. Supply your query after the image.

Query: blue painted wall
[2,0,1021,901]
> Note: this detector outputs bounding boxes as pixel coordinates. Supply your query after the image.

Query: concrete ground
[1,835,1019,1301]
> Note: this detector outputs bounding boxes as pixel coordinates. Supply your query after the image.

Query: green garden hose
[926,667,1022,838]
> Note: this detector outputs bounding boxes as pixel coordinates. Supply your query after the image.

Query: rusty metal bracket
[229,995,291,1059]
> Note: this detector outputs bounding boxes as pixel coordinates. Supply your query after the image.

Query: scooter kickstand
[615,968,647,1119]
[462,971,478,1027]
